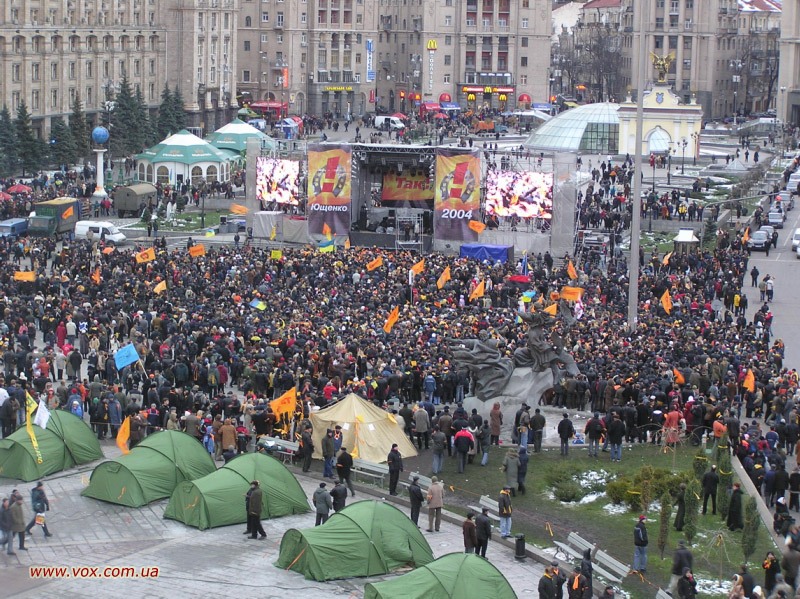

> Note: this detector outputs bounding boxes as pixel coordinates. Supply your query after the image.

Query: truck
[28,197,82,240]
[112,183,157,217]
[471,120,509,136]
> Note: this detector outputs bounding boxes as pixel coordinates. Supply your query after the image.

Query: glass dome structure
[523,103,620,154]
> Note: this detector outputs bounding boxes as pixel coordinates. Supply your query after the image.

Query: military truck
[28,197,82,240]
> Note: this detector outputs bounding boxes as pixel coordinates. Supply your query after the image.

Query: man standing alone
[301,425,314,473]
[499,485,513,538]
[557,413,574,456]
[426,475,444,532]
[246,481,267,540]
[475,506,492,558]
[701,465,719,515]
[322,429,335,478]
[531,408,546,453]
[387,443,404,496]
[633,515,649,573]
[408,476,425,526]
[336,447,355,496]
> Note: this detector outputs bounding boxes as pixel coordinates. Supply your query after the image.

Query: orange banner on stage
[433,148,481,242]
[380,172,434,204]
[307,144,352,236]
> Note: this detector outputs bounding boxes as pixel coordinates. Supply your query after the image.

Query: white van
[792,227,800,250]
[374,115,406,131]
[787,172,800,192]
[74,220,127,244]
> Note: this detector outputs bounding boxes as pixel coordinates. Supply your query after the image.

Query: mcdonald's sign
[427,39,438,51]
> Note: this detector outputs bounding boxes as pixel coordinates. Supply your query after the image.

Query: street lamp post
[730,60,743,127]
[678,138,688,175]
[690,131,700,166]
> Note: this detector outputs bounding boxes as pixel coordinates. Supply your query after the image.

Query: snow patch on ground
[578,492,605,505]
[695,577,730,596]
[603,502,629,515]
[577,469,610,486]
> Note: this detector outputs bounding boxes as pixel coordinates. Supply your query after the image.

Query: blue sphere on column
[92,126,110,145]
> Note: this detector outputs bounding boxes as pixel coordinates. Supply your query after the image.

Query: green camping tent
[81,430,216,507]
[275,500,434,581]
[363,553,518,599]
[164,453,309,529]
[0,410,103,481]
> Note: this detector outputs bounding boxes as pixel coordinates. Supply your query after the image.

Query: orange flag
[116,416,131,455]
[322,222,333,241]
[383,305,400,334]
[62,206,74,220]
[673,368,685,385]
[13,271,36,282]
[543,303,558,316]
[153,280,167,294]
[662,252,673,266]
[437,266,451,290]
[230,203,249,215]
[367,256,384,271]
[344,237,351,249]
[559,286,584,302]
[741,227,750,244]
[91,268,101,285]
[469,280,485,302]
[468,220,486,234]
[567,260,578,280]
[270,388,297,420]
[410,259,425,276]
[743,369,756,393]
[102,246,115,255]
[660,289,673,315]
[135,247,156,264]
[188,244,206,257]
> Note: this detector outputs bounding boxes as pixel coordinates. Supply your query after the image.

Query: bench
[593,548,630,583]
[467,495,502,522]
[554,532,595,562]
[352,458,389,488]
[655,590,671,599]
[257,436,300,465]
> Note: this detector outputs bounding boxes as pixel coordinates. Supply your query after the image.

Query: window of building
[118,60,124,76]
[685,0,693,6]
[683,58,691,68]
[51,63,58,80]
[32,90,40,110]
[149,83,155,100]
[210,66,216,83]
[261,34,268,43]
[444,15,452,26]
[521,37,528,47]
[261,12,269,22]
[134,60,141,76]
[11,92,20,109]
[521,18,528,28]
[445,35,452,45]
[86,61,93,78]
[443,74,451,83]
[442,54,450,66]
[522,0,529,6]
[655,17,663,29]
[356,13,362,23]
[149,59,155,75]
[521,56,527,67]
[224,13,230,28]
[654,37,663,49]
[683,38,691,50]
[69,62,75,79]
[12,64,20,82]
[245,16,252,26]
[51,89,58,109]
[301,12,307,23]
[277,34,283,43]
[656,0,664,6]
[519,74,527,84]
[277,12,284,26]
[355,53,361,64]
[668,36,678,49]
[243,70,251,82]
[244,40,251,51]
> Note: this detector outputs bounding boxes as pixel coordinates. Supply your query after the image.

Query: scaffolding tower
[395,209,425,253]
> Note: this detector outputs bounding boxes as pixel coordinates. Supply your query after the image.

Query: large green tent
[0,410,103,481]
[275,500,434,581]
[163,453,309,529]
[81,430,215,507]
[363,553,518,599]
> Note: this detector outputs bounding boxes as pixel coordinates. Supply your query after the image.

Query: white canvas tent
[310,394,418,463]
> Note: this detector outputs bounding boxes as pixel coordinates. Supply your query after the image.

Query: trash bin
[514,534,526,560]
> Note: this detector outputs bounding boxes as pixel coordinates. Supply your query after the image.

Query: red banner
[433,148,481,241]
[307,144,352,235]
[380,172,434,207]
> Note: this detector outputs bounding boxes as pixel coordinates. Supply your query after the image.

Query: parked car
[748,230,770,251]
[792,227,800,250]
[768,211,785,229]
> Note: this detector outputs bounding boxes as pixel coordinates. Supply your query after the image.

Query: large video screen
[484,170,552,219]
[256,156,300,205]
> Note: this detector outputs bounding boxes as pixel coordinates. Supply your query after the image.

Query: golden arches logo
[427,40,438,51]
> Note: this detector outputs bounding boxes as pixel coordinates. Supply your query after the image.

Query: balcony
[719,7,727,14]
[274,21,284,29]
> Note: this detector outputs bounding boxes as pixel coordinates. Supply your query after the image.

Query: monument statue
[650,52,675,84]
[447,306,580,402]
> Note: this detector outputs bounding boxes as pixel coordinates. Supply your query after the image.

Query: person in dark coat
[676,568,697,599]
[551,561,567,599]
[538,566,557,599]
[475,506,492,558]
[312,482,333,526]
[408,476,425,526]
[728,482,744,531]
[567,564,589,599]
[24,481,53,537]
[387,443,403,496]
[674,483,687,531]
[670,540,693,595]
[763,551,780,595]
[462,511,478,553]
[246,481,266,540]
[301,425,314,472]
[330,480,348,512]
[580,547,593,598]
[701,464,719,515]
[335,447,355,496]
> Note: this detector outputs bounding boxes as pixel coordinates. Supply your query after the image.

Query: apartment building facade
[237,0,551,118]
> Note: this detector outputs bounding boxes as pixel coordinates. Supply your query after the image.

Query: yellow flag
[437,266,451,290]
[383,305,400,334]
[367,256,384,271]
[543,303,558,316]
[469,280,485,302]
[559,286,584,302]
[188,244,206,258]
[62,205,74,220]
[153,280,167,294]
[271,388,297,420]
[743,369,756,393]
[270,225,277,240]
[660,289,673,315]
[410,259,425,276]
[230,203,249,215]
[271,249,283,260]
[14,271,36,282]
[25,392,42,464]
[322,222,333,241]
[567,260,578,280]
[116,416,131,455]
[135,247,156,264]
[468,220,486,234]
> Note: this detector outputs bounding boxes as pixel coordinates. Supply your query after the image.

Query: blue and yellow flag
[318,239,335,254]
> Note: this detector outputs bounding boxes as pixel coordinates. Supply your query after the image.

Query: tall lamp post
[678,137,688,174]
[730,60,743,127]
[690,131,700,166]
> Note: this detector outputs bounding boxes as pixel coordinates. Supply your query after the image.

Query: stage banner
[381,172,434,207]
[433,148,481,241]
[307,144,352,235]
